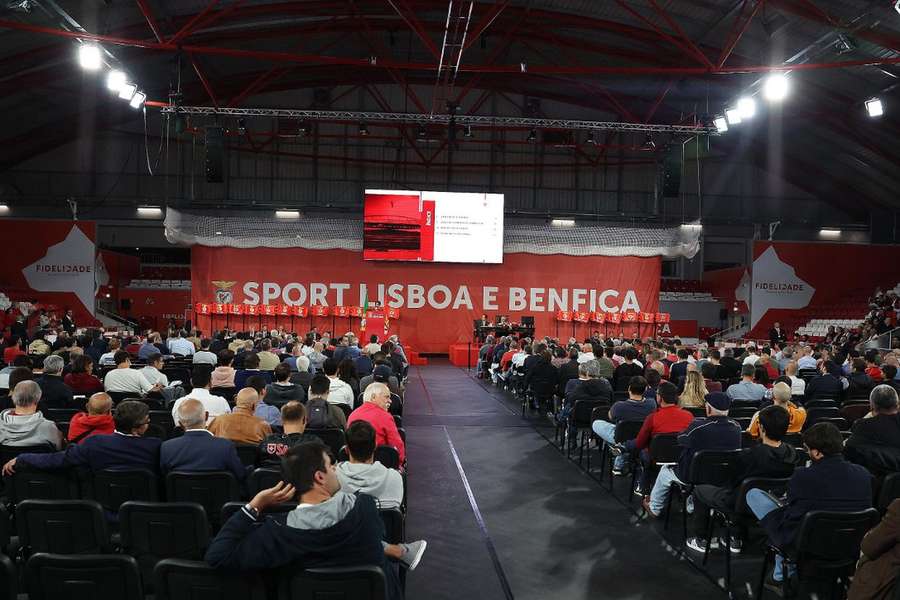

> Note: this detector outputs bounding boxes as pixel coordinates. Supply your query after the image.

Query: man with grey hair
[347,382,405,464]
[559,359,613,426]
[36,354,74,411]
[845,384,900,476]
[160,398,247,482]
[0,380,63,448]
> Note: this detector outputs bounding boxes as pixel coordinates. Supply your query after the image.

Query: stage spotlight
[463,125,473,138]
[737,97,756,118]
[714,117,728,133]
[416,125,427,140]
[866,97,884,118]
[551,218,575,227]
[129,91,146,109]
[527,129,536,143]
[763,73,789,102]
[586,132,595,144]
[78,44,102,70]
[641,134,656,151]
[106,70,126,92]
[725,108,742,125]
[118,82,137,101]
[237,118,246,135]
[358,123,369,135]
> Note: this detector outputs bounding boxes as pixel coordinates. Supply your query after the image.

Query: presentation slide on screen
[363,189,504,264]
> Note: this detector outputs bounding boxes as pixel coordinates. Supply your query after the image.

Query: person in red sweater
[347,382,405,465]
[63,354,104,395]
[619,381,693,495]
[68,392,115,444]
[866,351,885,383]
[3,337,23,366]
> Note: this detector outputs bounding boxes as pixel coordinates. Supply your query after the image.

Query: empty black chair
[279,565,386,600]
[664,449,742,541]
[634,433,681,501]
[149,411,176,439]
[0,554,15,600]
[597,419,643,486]
[107,391,138,404]
[220,501,297,525]
[685,406,706,417]
[16,499,110,555]
[804,407,841,429]
[235,444,258,467]
[388,394,403,417]
[26,553,142,600]
[756,509,880,600]
[249,468,282,495]
[729,406,758,418]
[380,507,406,590]
[841,403,871,425]
[568,400,607,468]
[211,387,237,405]
[43,408,78,423]
[154,558,267,600]
[165,472,240,529]
[306,429,345,457]
[8,467,78,503]
[782,432,804,449]
[374,445,400,470]
[92,468,160,513]
[805,399,839,410]
[337,404,353,420]
[119,502,210,589]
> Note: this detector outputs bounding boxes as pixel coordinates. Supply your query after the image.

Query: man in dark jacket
[613,348,644,391]
[35,355,75,410]
[746,422,873,589]
[161,398,247,483]
[205,442,424,600]
[718,348,742,380]
[257,401,322,466]
[557,348,580,396]
[686,404,801,554]
[263,363,307,407]
[1,400,161,475]
[525,350,557,409]
[804,360,845,401]
[845,384,900,476]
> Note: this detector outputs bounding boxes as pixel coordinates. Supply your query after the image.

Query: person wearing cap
[725,363,767,403]
[619,381,693,496]
[360,363,401,398]
[747,381,806,439]
[643,390,742,518]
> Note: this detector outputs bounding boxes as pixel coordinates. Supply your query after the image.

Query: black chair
[597,419,643,486]
[149,411,176,439]
[235,444,259,467]
[685,406,706,418]
[782,432,804,449]
[154,558,267,600]
[119,501,210,590]
[0,554,15,600]
[26,553,143,600]
[165,472,241,529]
[878,472,900,513]
[0,443,53,466]
[211,387,237,405]
[92,468,160,513]
[380,507,406,590]
[729,406,758,419]
[336,404,353,420]
[374,445,400,470]
[841,403,871,425]
[733,417,752,430]
[279,565,386,600]
[220,501,297,524]
[43,408,78,423]
[804,399,839,410]
[804,407,841,429]
[388,394,403,417]
[568,400,607,468]
[9,467,78,503]
[756,509,880,600]
[634,433,681,502]
[664,449,742,542]
[306,429,345,457]
[816,416,851,432]
[16,499,110,555]
[249,468,282,495]
[107,391,138,404]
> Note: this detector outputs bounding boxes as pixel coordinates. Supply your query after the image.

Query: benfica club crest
[212,280,237,304]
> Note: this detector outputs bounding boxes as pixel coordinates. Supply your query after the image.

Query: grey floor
[403,361,721,600]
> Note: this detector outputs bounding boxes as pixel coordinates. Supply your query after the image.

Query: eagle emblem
[212,280,237,304]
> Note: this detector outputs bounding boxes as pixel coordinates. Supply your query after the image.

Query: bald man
[208,388,272,445]
[68,392,115,444]
[160,398,247,481]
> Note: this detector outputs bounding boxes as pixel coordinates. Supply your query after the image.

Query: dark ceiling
[1,0,899,221]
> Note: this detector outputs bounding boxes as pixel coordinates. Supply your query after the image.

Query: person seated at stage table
[613,348,644,392]
[63,354,104,395]
[209,388,272,445]
[805,360,847,400]
[234,352,273,390]
[845,385,900,477]
[2,400,162,476]
[161,398,247,483]
[348,382,405,465]
[211,350,236,388]
[35,355,75,411]
[726,364,767,404]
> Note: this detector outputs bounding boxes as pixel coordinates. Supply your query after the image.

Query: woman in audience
[678,370,707,408]
[338,359,360,399]
[754,365,772,389]
[63,354,104,395]
[211,349,236,388]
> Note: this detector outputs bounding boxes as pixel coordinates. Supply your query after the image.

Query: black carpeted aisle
[402,361,720,600]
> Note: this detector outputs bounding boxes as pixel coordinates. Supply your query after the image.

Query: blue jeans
[591,420,626,469]
[746,489,795,581]
[649,464,681,514]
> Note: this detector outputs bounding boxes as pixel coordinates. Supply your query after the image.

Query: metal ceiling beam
[386,0,442,61]
[716,0,765,69]
[157,105,717,134]
[647,0,715,69]
[168,0,221,45]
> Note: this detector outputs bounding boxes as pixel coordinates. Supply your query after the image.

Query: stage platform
[448,343,479,367]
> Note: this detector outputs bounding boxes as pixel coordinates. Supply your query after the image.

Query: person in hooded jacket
[205,442,426,600]
[0,380,63,448]
[263,363,306,408]
[337,420,403,510]
[67,392,115,444]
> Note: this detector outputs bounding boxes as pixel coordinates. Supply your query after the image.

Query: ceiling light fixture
[714,117,728,133]
[275,210,301,219]
[762,74,789,102]
[551,218,575,227]
[866,98,884,118]
[725,108,742,125]
[78,44,102,70]
[106,70,126,92]
[737,97,756,118]
[129,91,146,109]
[118,82,137,101]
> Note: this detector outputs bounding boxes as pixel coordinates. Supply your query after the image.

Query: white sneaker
[398,540,427,571]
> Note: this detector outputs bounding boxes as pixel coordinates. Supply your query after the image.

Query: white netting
[164,208,700,258]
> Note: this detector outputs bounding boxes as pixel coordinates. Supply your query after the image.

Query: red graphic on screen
[363,193,435,261]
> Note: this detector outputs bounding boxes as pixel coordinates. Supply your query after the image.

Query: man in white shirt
[192,338,218,366]
[323,358,354,407]
[98,338,122,367]
[797,347,818,371]
[104,351,163,396]
[167,330,195,356]
[170,367,230,425]
[577,343,595,364]
[742,345,760,366]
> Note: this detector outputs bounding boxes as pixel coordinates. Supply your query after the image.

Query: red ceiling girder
[190,55,220,108]
[461,0,511,53]
[612,0,710,68]
[168,0,221,45]
[386,0,442,61]
[134,0,165,43]
[716,0,765,69]
[646,0,714,69]
[643,79,676,123]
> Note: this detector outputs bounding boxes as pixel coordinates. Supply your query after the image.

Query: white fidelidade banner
[21,225,96,315]
[750,246,815,329]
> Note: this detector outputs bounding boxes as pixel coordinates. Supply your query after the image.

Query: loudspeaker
[661,151,682,197]
[205,126,224,183]
[120,299,132,311]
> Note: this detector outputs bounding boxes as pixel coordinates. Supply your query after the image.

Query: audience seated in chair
[849,358,876,396]
[68,392,115,444]
[726,364,767,404]
[170,367,230,425]
[593,376,656,475]
[63,354,104,396]
[104,351,163,397]
[643,392,742,518]
[805,360,848,401]
[747,382,806,439]
[161,398,246,483]
[559,359,612,423]
[242,375,281,427]
[678,370,708,409]
[2,400,161,476]
[845,385,900,477]
[613,348,644,392]
[210,350,236,388]
[233,352,272,390]
[305,375,348,430]
[35,355,74,410]
[204,442,423,600]
[848,498,900,600]
[338,420,404,509]
[192,338,218,367]
[685,404,802,554]
[255,338,280,371]
[348,383,405,465]
[209,388,272,445]
[0,380,63,449]
[324,358,355,408]
[264,363,306,408]
[745,422,873,592]
[257,401,322,466]
[360,362,401,398]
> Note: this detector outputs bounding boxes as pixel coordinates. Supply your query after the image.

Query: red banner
[590,311,606,324]
[573,311,589,323]
[655,312,671,323]
[191,247,660,353]
[556,310,573,322]
[639,311,655,324]
[606,312,621,324]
